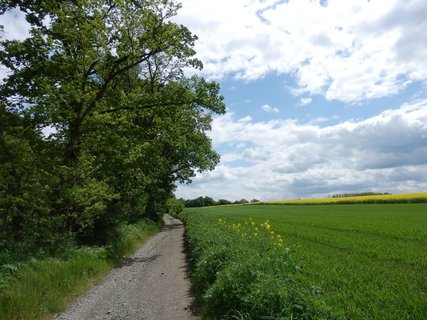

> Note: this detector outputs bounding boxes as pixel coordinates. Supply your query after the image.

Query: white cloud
[219,153,242,164]
[308,116,337,125]
[261,104,279,113]
[300,98,312,106]
[3,2,426,103]
[0,9,30,40]
[0,9,31,82]
[176,0,427,103]
[176,100,427,200]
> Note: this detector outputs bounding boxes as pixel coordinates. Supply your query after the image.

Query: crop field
[260,192,427,205]
[183,203,427,319]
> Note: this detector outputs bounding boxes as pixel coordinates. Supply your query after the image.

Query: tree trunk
[63,117,82,169]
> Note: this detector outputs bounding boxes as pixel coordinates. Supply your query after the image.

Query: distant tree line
[182,196,260,207]
[331,192,391,198]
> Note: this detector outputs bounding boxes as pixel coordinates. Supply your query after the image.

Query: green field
[187,204,427,319]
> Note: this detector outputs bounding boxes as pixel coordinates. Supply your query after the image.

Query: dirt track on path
[55,215,198,320]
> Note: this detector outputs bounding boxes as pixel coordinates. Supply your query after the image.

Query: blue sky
[219,74,426,125]
[1,0,427,201]
[173,0,427,200]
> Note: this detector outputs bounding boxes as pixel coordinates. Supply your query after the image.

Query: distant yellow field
[261,192,427,204]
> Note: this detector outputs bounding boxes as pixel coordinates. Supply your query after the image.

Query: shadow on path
[119,255,161,267]
[161,223,183,231]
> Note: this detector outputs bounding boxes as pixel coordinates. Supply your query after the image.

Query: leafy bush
[181,211,332,319]
[106,219,159,264]
[166,198,185,215]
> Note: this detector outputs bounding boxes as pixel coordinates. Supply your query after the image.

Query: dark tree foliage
[184,197,250,207]
[331,192,391,198]
[217,199,232,205]
[0,0,224,259]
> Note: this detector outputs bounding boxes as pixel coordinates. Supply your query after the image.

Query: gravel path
[55,215,198,320]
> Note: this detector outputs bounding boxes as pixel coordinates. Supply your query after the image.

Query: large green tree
[0,0,224,253]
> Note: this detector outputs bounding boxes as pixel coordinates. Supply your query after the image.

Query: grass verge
[179,210,332,319]
[0,219,159,320]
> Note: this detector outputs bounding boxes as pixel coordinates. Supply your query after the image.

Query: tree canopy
[0,0,225,258]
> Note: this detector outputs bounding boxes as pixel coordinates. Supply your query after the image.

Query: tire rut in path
[56,215,198,320]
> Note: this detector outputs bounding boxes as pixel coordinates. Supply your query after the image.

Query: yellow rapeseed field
[262,192,427,205]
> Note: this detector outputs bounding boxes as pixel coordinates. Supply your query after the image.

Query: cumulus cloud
[261,104,279,113]
[0,9,31,82]
[300,98,312,106]
[0,9,30,40]
[3,2,426,103]
[176,0,427,103]
[176,100,427,200]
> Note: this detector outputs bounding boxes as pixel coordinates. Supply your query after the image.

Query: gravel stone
[55,215,198,320]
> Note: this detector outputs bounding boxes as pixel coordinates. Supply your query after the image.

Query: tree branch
[99,98,199,115]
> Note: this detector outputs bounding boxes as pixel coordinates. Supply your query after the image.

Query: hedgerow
[180,211,333,320]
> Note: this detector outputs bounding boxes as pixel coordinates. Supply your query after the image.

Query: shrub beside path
[56,215,197,320]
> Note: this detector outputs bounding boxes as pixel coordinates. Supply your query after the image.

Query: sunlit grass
[181,211,331,319]
[187,203,427,319]
[0,220,159,320]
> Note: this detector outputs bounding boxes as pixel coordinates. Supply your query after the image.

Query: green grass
[180,211,332,319]
[0,220,159,320]
[186,204,427,319]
